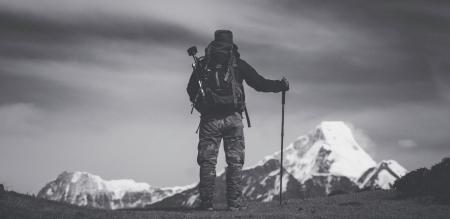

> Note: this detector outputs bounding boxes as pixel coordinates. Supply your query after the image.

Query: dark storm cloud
[0,71,85,109]
[234,0,450,114]
[0,6,207,110]
[0,8,206,62]
[268,0,450,34]
[254,0,450,84]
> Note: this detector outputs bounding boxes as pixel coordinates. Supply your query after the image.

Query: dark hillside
[1,189,450,219]
[394,157,450,204]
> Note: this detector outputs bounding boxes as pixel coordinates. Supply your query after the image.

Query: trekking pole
[279,90,286,207]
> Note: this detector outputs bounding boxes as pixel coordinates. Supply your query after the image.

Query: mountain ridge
[37,121,407,209]
[37,171,194,209]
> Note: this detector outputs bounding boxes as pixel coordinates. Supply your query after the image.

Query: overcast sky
[0,0,449,194]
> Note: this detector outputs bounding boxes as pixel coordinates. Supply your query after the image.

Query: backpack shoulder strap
[231,55,251,128]
[227,48,239,108]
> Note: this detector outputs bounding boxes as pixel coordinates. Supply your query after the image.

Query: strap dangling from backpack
[244,105,251,128]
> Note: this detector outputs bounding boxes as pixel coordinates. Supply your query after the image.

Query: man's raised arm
[239,59,288,92]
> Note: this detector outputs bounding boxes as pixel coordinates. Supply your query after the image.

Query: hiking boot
[196,202,214,211]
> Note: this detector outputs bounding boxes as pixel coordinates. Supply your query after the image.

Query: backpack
[201,53,245,112]
[189,43,251,127]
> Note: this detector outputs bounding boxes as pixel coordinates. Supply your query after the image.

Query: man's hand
[281,77,289,91]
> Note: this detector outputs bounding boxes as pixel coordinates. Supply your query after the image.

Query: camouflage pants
[197,112,245,206]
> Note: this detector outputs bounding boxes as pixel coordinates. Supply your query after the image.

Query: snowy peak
[358,160,407,189]
[45,171,153,200]
[316,121,358,143]
[279,121,377,183]
[75,171,155,199]
[38,171,190,209]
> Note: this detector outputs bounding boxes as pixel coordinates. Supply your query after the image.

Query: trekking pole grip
[282,91,286,105]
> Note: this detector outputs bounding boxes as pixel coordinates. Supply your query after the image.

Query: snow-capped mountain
[358,160,408,189]
[38,121,407,209]
[243,121,379,200]
[150,121,406,208]
[279,121,377,182]
[37,171,193,209]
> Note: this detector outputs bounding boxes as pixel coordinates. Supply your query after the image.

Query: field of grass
[1,190,449,218]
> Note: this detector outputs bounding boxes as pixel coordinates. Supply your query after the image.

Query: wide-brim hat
[214,30,233,44]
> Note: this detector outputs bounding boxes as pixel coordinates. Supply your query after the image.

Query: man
[187,30,289,211]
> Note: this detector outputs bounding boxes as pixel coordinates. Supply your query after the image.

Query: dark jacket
[187,57,284,118]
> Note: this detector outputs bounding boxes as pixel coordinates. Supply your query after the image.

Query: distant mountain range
[38,121,407,209]
[37,171,194,209]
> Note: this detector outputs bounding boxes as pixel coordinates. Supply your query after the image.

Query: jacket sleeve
[239,59,284,92]
[186,70,199,102]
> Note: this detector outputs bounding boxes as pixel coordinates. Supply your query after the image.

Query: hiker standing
[187,30,289,211]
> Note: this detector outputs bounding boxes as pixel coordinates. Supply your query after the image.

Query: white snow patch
[261,172,290,202]
[64,184,70,200]
[104,179,151,200]
[260,169,278,186]
[161,183,197,196]
[46,189,53,196]
[186,193,199,206]
[359,160,407,189]
[71,172,82,183]
[247,187,255,195]
[383,160,408,176]
[244,154,276,170]
[376,170,398,189]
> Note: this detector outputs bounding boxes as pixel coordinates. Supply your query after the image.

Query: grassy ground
[1,190,449,219]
